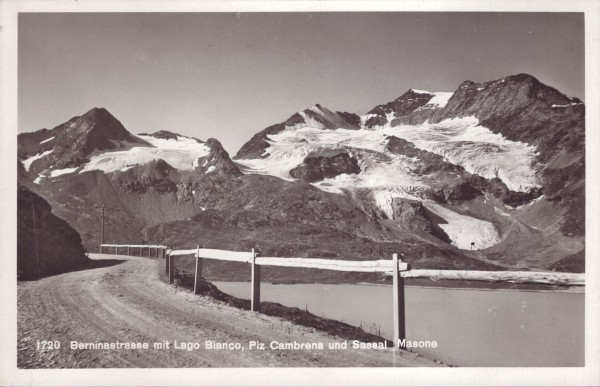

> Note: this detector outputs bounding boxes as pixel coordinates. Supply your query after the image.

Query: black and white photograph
[1,1,599,386]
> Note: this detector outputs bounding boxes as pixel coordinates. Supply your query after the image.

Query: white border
[1,1,599,386]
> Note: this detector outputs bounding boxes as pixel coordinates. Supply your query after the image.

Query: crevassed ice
[239,117,539,193]
[80,135,210,174]
[237,126,428,201]
[21,149,54,171]
[382,117,540,192]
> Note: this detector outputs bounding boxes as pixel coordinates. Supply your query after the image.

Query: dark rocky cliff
[18,184,90,280]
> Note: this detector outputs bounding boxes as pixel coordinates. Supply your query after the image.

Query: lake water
[213,281,584,367]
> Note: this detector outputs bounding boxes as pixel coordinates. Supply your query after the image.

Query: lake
[213,281,584,366]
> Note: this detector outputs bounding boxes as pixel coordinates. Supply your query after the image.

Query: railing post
[165,248,169,274]
[393,253,407,349]
[139,246,142,257]
[114,245,117,255]
[127,244,130,255]
[194,244,203,295]
[251,248,261,312]
[99,206,104,253]
[168,252,175,284]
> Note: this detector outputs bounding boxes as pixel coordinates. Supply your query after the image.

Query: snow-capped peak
[410,88,433,95]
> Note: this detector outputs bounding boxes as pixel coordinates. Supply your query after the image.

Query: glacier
[80,135,210,174]
[234,114,542,250]
[237,116,540,194]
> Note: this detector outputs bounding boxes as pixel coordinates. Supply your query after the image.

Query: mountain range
[17,73,585,280]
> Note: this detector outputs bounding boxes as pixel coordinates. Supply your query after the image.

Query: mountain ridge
[17,73,585,277]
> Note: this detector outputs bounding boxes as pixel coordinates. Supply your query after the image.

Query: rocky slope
[18,107,148,173]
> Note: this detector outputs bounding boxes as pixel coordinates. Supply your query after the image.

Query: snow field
[237,127,427,201]
[413,91,454,110]
[50,167,79,177]
[39,136,55,145]
[424,202,502,250]
[240,116,539,193]
[381,117,540,192]
[81,135,210,174]
[21,149,54,171]
[236,116,537,250]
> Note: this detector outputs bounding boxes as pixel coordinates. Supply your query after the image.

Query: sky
[18,12,584,154]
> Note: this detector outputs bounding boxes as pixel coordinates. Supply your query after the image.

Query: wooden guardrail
[101,243,585,348]
[101,243,168,259]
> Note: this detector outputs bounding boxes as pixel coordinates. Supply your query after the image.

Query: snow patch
[39,136,55,144]
[293,111,326,130]
[360,113,378,127]
[551,102,582,108]
[410,89,432,94]
[373,191,394,219]
[514,195,544,210]
[494,206,512,218]
[425,202,502,250]
[206,165,216,173]
[416,92,454,110]
[21,150,53,171]
[50,167,78,177]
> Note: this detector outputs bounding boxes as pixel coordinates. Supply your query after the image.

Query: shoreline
[205,277,585,293]
[168,268,448,366]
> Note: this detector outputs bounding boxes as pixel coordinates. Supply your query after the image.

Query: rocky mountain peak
[195,138,242,177]
[74,107,133,141]
[18,107,148,172]
[363,88,437,128]
[300,104,360,130]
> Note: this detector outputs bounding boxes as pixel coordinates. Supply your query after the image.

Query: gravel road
[17,253,440,368]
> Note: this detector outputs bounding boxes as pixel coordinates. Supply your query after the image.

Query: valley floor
[17,254,440,368]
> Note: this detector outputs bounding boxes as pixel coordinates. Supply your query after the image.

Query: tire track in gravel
[18,254,441,368]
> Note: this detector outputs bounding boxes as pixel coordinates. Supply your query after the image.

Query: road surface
[18,254,440,368]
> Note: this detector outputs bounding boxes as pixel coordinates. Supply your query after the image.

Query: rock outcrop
[18,185,89,280]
